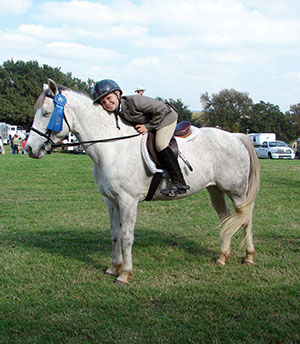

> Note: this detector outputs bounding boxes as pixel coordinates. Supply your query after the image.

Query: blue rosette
[47,93,67,132]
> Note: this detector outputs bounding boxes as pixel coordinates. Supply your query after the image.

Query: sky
[1,0,300,112]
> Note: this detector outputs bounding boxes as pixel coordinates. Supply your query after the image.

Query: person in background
[22,136,28,154]
[92,79,189,196]
[12,134,20,154]
[135,86,146,95]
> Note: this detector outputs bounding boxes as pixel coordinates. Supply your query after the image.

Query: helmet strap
[113,91,121,130]
[114,113,121,130]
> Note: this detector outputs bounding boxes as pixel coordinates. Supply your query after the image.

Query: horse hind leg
[207,186,231,265]
[220,195,255,266]
[242,209,255,265]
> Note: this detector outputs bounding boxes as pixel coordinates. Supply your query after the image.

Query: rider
[92,79,189,196]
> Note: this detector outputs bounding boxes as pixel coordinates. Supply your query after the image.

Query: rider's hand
[135,124,148,135]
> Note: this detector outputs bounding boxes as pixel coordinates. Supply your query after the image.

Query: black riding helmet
[92,79,122,104]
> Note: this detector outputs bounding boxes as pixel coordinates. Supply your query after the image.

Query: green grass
[0,150,299,344]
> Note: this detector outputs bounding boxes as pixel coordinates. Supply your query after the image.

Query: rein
[52,133,140,148]
[30,91,140,151]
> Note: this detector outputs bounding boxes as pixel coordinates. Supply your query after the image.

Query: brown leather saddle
[145,121,192,201]
[146,120,191,168]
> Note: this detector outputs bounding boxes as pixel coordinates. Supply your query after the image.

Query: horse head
[26,79,72,158]
[27,79,138,159]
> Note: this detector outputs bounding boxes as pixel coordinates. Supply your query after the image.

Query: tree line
[0,59,299,142]
[200,89,299,142]
[0,59,93,129]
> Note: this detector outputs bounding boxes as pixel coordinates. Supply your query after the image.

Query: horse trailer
[247,133,276,148]
[0,123,9,144]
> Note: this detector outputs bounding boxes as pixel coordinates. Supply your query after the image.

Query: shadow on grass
[256,233,299,254]
[0,224,217,271]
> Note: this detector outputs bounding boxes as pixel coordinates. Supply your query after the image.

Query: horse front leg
[114,197,138,285]
[104,197,123,277]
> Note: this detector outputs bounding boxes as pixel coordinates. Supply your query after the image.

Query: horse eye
[42,111,51,117]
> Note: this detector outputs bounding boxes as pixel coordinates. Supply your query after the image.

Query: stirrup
[160,183,190,197]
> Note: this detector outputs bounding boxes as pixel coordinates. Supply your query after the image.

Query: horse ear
[48,78,58,95]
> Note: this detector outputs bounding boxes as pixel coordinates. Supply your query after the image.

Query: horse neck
[65,91,137,162]
[66,91,134,141]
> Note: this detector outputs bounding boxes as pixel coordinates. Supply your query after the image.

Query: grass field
[0,149,299,344]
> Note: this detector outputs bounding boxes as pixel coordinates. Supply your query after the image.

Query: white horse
[26,79,260,284]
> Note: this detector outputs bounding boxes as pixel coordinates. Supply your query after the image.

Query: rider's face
[99,92,120,112]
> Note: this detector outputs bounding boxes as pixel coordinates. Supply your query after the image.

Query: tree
[0,59,94,129]
[242,101,296,142]
[199,89,296,142]
[200,89,253,132]
[157,97,202,127]
[286,104,300,137]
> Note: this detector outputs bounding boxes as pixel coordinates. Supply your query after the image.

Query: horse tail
[220,134,260,247]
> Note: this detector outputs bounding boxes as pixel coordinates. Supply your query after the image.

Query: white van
[61,132,85,153]
[8,125,26,141]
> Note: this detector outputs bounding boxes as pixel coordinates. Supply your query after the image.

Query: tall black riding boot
[157,146,189,196]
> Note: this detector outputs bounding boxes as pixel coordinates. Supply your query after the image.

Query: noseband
[30,126,56,145]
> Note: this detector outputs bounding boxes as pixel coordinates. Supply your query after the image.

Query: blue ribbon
[47,93,67,132]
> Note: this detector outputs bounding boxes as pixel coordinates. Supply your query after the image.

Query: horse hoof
[114,279,128,286]
[114,271,133,285]
[215,260,225,266]
[105,263,122,276]
[105,271,117,277]
[242,259,254,266]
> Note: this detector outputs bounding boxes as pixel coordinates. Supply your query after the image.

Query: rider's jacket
[117,95,178,131]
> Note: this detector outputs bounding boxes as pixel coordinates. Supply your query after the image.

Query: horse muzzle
[26,141,50,159]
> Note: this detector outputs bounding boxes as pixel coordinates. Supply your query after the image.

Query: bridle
[30,91,140,153]
[30,91,71,151]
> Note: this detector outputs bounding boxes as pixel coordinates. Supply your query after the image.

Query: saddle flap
[146,132,178,168]
[146,132,161,168]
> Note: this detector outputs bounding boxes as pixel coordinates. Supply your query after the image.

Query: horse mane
[34,84,91,111]
[34,90,48,110]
